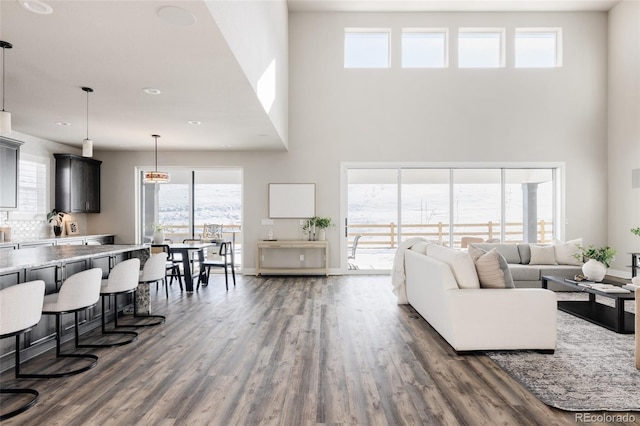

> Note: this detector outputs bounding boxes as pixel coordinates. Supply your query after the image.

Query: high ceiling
[287,0,620,12]
[0,0,284,152]
[0,0,620,152]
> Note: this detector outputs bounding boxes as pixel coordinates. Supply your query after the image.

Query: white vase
[582,259,607,282]
[153,230,165,244]
[319,229,326,241]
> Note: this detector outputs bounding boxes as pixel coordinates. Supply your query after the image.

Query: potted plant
[152,223,165,244]
[47,209,65,237]
[315,217,333,241]
[303,217,333,241]
[573,245,616,282]
[631,227,640,237]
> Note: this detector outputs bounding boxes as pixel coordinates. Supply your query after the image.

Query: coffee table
[542,275,635,334]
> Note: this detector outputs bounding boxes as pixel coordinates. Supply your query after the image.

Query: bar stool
[77,258,141,348]
[18,268,102,379]
[133,253,167,326]
[0,280,45,421]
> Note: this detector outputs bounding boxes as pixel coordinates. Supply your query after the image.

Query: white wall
[289,12,608,242]
[206,0,289,146]
[7,131,89,238]
[607,1,640,275]
[88,11,609,273]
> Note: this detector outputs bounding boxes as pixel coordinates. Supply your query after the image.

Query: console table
[256,240,329,276]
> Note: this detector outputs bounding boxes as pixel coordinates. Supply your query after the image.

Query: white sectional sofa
[399,242,557,353]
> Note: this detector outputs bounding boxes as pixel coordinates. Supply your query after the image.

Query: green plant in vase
[573,244,616,282]
[47,209,65,237]
[314,217,333,241]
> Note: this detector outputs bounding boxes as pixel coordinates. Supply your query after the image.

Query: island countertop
[0,244,148,274]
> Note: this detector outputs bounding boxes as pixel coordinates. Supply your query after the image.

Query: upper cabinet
[0,136,23,210]
[54,154,102,213]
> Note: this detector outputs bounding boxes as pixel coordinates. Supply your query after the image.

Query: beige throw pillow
[529,244,558,265]
[468,246,507,289]
[553,238,583,265]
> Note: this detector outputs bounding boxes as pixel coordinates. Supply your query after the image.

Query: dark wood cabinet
[54,154,102,213]
[0,136,23,209]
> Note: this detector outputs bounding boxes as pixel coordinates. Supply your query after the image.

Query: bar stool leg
[77,295,138,348]
[18,313,98,379]
[0,334,39,421]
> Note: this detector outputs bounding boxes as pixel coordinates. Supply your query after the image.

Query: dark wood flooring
[1,274,635,425]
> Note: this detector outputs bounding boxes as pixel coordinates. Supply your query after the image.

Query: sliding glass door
[343,164,560,272]
[140,167,243,264]
[346,169,398,271]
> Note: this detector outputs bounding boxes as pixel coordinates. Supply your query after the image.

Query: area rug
[486,295,639,412]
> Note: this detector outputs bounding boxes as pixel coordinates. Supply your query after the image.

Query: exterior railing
[156,224,242,247]
[347,220,552,248]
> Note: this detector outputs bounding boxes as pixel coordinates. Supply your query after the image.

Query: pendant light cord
[1,45,5,112]
[154,136,158,173]
[86,89,89,139]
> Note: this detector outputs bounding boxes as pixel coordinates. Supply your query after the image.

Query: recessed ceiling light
[157,6,197,27]
[56,121,70,126]
[187,120,201,125]
[18,0,53,15]
[142,87,161,95]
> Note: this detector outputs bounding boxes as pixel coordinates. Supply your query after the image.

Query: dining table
[167,242,218,292]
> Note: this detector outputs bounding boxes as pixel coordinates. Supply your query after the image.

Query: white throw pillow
[468,247,506,289]
[553,238,583,266]
[426,244,480,289]
[529,245,558,265]
[409,241,429,254]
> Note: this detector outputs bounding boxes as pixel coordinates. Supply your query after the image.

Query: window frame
[344,28,391,69]
[457,27,506,68]
[514,27,563,68]
[401,27,449,69]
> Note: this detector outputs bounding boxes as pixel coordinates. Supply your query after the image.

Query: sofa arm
[446,288,557,351]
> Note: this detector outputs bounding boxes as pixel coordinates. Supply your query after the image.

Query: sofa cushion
[529,245,557,265]
[470,243,521,264]
[539,265,585,280]
[409,241,429,254]
[468,246,515,289]
[508,264,542,281]
[553,238,583,266]
[518,244,531,265]
[427,244,480,289]
[468,245,515,288]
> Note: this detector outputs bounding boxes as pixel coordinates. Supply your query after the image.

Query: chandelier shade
[144,134,170,183]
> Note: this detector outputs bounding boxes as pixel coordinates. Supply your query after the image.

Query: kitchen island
[0,244,149,372]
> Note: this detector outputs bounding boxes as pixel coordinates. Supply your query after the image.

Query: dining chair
[202,223,223,241]
[151,244,183,294]
[183,238,204,276]
[0,280,45,420]
[19,268,102,378]
[198,241,236,290]
[348,234,362,270]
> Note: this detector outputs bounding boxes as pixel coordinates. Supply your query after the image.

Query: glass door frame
[340,161,564,274]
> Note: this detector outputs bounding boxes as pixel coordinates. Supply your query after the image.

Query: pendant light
[81,87,94,157]
[0,41,13,137]
[144,134,170,183]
